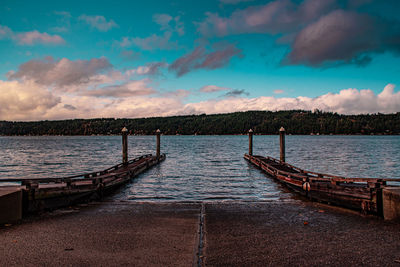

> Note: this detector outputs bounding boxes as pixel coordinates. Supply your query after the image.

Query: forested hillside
[0,110,399,135]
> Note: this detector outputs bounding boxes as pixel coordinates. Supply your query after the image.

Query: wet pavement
[1,200,400,266]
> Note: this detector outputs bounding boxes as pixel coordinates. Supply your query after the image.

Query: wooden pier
[0,128,166,223]
[245,128,400,220]
[0,154,165,223]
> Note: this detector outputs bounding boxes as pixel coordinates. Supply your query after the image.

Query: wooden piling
[156,129,161,158]
[248,129,253,156]
[122,127,128,165]
[279,127,285,162]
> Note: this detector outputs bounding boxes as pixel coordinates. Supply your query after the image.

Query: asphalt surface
[1,200,400,266]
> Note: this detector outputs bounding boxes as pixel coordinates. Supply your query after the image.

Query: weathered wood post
[122,127,128,165]
[279,127,285,162]
[156,129,161,158]
[248,129,253,156]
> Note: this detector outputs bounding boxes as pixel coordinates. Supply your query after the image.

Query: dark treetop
[0,110,399,136]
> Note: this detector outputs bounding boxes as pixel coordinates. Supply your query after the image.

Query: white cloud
[1,62,399,122]
[78,14,118,31]
[185,84,400,115]
[0,80,60,121]
[273,89,284,94]
[40,95,186,121]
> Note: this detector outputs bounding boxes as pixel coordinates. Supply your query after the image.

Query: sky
[1,0,400,121]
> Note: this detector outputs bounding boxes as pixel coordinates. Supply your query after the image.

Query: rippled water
[0,135,399,201]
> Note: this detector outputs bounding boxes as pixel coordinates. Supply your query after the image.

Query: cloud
[8,56,112,89]
[51,26,68,33]
[52,11,71,32]
[118,32,178,51]
[197,0,400,67]
[78,14,118,31]
[0,80,60,121]
[130,62,168,76]
[346,0,373,8]
[119,50,141,61]
[0,82,399,121]
[200,85,230,93]
[153,13,184,35]
[63,104,76,111]
[153,14,173,30]
[84,79,155,98]
[169,44,242,76]
[40,94,187,121]
[220,0,255,4]
[286,9,400,66]
[274,89,285,94]
[54,11,71,18]
[161,89,191,98]
[223,89,250,97]
[14,30,65,45]
[184,84,400,115]
[117,13,183,51]
[286,10,377,66]
[0,25,12,39]
[0,25,65,45]
[197,0,337,36]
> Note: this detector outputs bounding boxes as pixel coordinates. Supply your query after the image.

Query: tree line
[0,110,399,136]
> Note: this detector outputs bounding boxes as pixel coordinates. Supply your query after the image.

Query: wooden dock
[244,153,400,218]
[0,154,165,223]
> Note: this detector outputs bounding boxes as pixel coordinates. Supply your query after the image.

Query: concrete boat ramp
[1,200,400,266]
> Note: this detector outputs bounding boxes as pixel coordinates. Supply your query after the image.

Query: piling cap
[156,129,161,133]
[249,129,253,133]
[121,127,128,133]
[279,127,285,132]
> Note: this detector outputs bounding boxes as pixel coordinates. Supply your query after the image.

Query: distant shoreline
[1,134,399,137]
[1,110,399,136]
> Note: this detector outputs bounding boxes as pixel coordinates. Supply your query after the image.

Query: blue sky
[0,0,400,120]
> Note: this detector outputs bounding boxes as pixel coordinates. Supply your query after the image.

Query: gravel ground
[0,200,399,266]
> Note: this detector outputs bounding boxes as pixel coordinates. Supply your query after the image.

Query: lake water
[0,135,399,201]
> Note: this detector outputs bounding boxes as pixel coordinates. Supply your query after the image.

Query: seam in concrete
[195,203,205,267]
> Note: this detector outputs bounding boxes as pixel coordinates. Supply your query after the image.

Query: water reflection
[0,135,399,201]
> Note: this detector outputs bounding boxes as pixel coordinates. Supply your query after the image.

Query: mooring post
[279,127,285,162]
[156,129,161,158]
[122,127,128,165]
[248,129,253,156]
